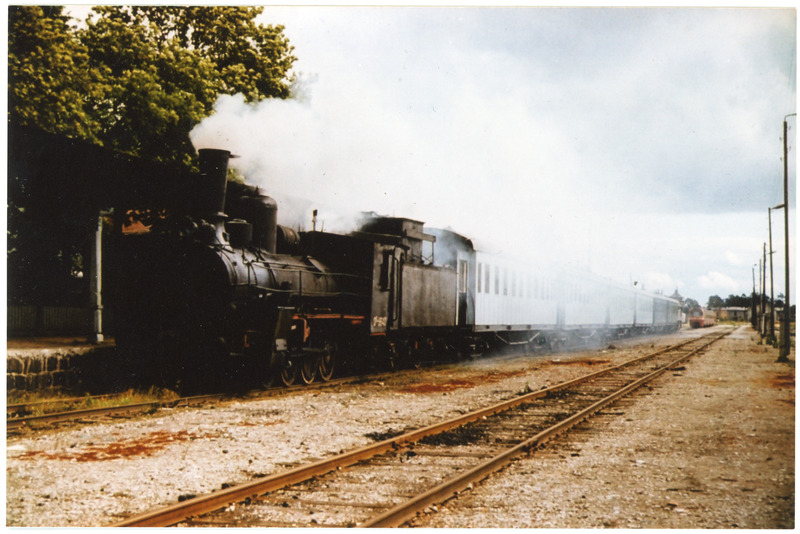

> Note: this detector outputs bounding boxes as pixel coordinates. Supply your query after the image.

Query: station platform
[8,337,113,351]
[7,337,116,394]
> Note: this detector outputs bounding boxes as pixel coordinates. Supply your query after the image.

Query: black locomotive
[112,148,681,390]
[114,149,464,388]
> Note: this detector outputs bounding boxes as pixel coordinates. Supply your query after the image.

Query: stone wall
[7,345,117,393]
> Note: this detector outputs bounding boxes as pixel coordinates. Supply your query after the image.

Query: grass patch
[7,387,179,418]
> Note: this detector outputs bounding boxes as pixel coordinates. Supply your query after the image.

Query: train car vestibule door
[457,259,468,326]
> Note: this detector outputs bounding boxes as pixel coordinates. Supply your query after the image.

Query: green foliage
[9,5,297,167]
[8,6,104,142]
[682,297,700,313]
[122,6,296,101]
[724,293,753,308]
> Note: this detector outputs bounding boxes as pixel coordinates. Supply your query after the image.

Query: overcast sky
[190,6,797,306]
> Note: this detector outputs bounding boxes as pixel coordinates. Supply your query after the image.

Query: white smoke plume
[189,84,595,269]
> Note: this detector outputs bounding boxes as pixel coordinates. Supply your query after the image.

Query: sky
[189,6,797,307]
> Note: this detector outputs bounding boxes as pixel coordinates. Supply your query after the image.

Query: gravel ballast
[5,325,794,527]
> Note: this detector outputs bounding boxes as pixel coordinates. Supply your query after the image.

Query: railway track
[6,394,226,432]
[8,393,124,417]
[5,341,584,433]
[6,332,658,433]
[6,367,432,433]
[6,375,368,432]
[110,328,730,528]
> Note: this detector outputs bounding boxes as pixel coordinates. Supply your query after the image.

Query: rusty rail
[6,394,224,431]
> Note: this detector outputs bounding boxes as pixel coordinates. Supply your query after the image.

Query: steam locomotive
[112,149,682,390]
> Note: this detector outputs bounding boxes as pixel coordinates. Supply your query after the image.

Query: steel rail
[6,394,224,431]
[361,328,732,527]
[7,393,122,415]
[109,330,725,528]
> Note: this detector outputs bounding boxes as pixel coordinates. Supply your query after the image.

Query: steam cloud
[189,86,598,269]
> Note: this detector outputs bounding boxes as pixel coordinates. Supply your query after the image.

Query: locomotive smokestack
[198,148,231,217]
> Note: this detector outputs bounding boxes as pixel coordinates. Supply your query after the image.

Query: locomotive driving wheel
[300,354,317,385]
[318,340,338,381]
[278,355,298,387]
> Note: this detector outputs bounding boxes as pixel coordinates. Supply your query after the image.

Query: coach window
[495,268,500,295]
[477,263,482,293]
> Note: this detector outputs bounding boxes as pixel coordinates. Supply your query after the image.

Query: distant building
[717,307,750,322]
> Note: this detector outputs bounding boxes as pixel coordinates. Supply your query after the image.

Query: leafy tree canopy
[9,6,103,142]
[724,294,752,308]
[9,5,296,167]
[682,298,700,313]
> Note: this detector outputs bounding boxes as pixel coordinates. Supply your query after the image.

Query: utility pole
[769,208,776,340]
[752,265,757,329]
[762,244,767,337]
[759,255,764,336]
[778,114,795,362]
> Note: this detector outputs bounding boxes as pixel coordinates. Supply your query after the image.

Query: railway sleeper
[401,447,501,459]
[259,496,393,510]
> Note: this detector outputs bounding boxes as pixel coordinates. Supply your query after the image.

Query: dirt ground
[5,325,794,527]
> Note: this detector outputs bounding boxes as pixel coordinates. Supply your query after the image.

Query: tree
[682,298,700,314]
[8,6,105,142]
[707,295,724,309]
[122,6,296,102]
[9,5,297,166]
[724,293,752,308]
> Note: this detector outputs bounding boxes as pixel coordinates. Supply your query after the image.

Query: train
[111,149,682,390]
[688,306,717,328]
